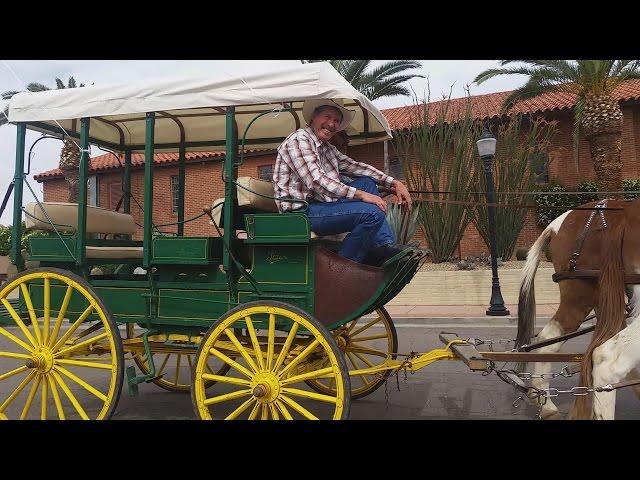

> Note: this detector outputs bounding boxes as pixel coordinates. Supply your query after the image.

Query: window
[529,152,549,184]
[171,175,180,215]
[258,164,274,182]
[108,182,123,211]
[389,158,405,181]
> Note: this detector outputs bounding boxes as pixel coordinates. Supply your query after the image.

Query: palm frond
[369,84,412,100]
[368,60,423,80]
[611,60,634,77]
[474,67,542,84]
[1,90,20,100]
[26,82,50,92]
[501,76,561,112]
[341,60,370,84]
[368,75,422,99]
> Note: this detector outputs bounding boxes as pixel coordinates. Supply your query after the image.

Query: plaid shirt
[274,127,394,212]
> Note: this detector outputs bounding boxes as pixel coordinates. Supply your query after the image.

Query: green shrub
[0,226,10,256]
[534,183,578,228]
[21,230,49,254]
[623,179,640,200]
[576,181,598,205]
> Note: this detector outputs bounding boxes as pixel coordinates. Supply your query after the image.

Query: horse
[516,197,640,419]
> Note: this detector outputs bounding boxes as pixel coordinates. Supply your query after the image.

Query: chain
[384,377,390,411]
[516,365,575,380]
[468,338,515,347]
[545,386,593,397]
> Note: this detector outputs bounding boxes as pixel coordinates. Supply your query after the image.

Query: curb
[387,317,548,327]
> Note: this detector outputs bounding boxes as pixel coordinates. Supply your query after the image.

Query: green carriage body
[3,63,422,335]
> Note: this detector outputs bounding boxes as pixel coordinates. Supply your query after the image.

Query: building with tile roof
[34,80,640,259]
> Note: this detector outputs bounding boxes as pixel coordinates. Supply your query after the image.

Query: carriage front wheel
[305,307,397,400]
[191,301,350,420]
[0,268,123,420]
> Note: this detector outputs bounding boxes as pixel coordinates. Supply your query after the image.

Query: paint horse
[516,197,640,419]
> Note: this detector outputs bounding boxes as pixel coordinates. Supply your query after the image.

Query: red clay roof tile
[381,79,640,131]
[34,149,265,181]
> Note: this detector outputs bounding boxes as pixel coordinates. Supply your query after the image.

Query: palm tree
[474,60,640,195]
[302,60,424,101]
[2,77,86,202]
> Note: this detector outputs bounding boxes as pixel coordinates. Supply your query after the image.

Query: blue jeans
[305,176,396,262]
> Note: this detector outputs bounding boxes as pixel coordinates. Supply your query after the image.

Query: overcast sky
[0,59,527,225]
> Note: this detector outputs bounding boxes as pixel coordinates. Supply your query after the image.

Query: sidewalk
[385,303,559,319]
[381,267,561,324]
[382,303,559,325]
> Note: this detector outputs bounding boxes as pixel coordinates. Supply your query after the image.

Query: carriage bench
[24,202,143,261]
[209,176,347,242]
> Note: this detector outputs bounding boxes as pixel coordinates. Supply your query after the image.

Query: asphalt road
[2,321,639,420]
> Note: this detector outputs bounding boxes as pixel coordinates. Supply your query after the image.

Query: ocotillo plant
[394,91,480,262]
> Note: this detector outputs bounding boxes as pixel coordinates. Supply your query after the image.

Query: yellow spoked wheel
[0,268,123,420]
[126,325,229,392]
[305,307,397,400]
[192,301,350,420]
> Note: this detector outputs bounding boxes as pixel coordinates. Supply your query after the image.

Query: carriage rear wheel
[126,325,230,393]
[192,301,350,420]
[0,268,123,420]
[305,307,397,399]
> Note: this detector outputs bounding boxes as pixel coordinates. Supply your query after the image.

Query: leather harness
[551,200,640,284]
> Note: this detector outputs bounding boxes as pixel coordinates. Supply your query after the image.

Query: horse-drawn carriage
[2,61,636,421]
[0,62,429,420]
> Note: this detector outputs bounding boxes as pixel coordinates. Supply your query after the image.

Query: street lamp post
[477,127,510,316]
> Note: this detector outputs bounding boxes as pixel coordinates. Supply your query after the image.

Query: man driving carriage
[274,99,412,266]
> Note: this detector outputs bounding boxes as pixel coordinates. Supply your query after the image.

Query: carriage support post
[75,117,90,266]
[123,149,132,214]
[222,107,238,291]
[143,112,155,269]
[10,122,26,269]
[177,144,186,236]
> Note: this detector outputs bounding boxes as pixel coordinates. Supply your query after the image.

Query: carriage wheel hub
[26,347,54,373]
[336,335,348,350]
[251,373,280,403]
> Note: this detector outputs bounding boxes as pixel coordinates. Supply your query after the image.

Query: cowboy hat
[302,98,355,132]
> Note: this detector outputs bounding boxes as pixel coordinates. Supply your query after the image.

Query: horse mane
[571,206,628,419]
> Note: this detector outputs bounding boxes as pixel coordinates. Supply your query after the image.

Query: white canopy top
[8,62,392,152]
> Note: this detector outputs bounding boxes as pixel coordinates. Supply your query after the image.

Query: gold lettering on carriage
[266,251,288,264]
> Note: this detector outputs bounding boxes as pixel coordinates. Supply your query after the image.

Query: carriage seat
[24,202,143,259]
[209,177,347,242]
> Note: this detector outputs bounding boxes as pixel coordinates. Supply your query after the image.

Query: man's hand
[392,180,412,209]
[355,190,388,214]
